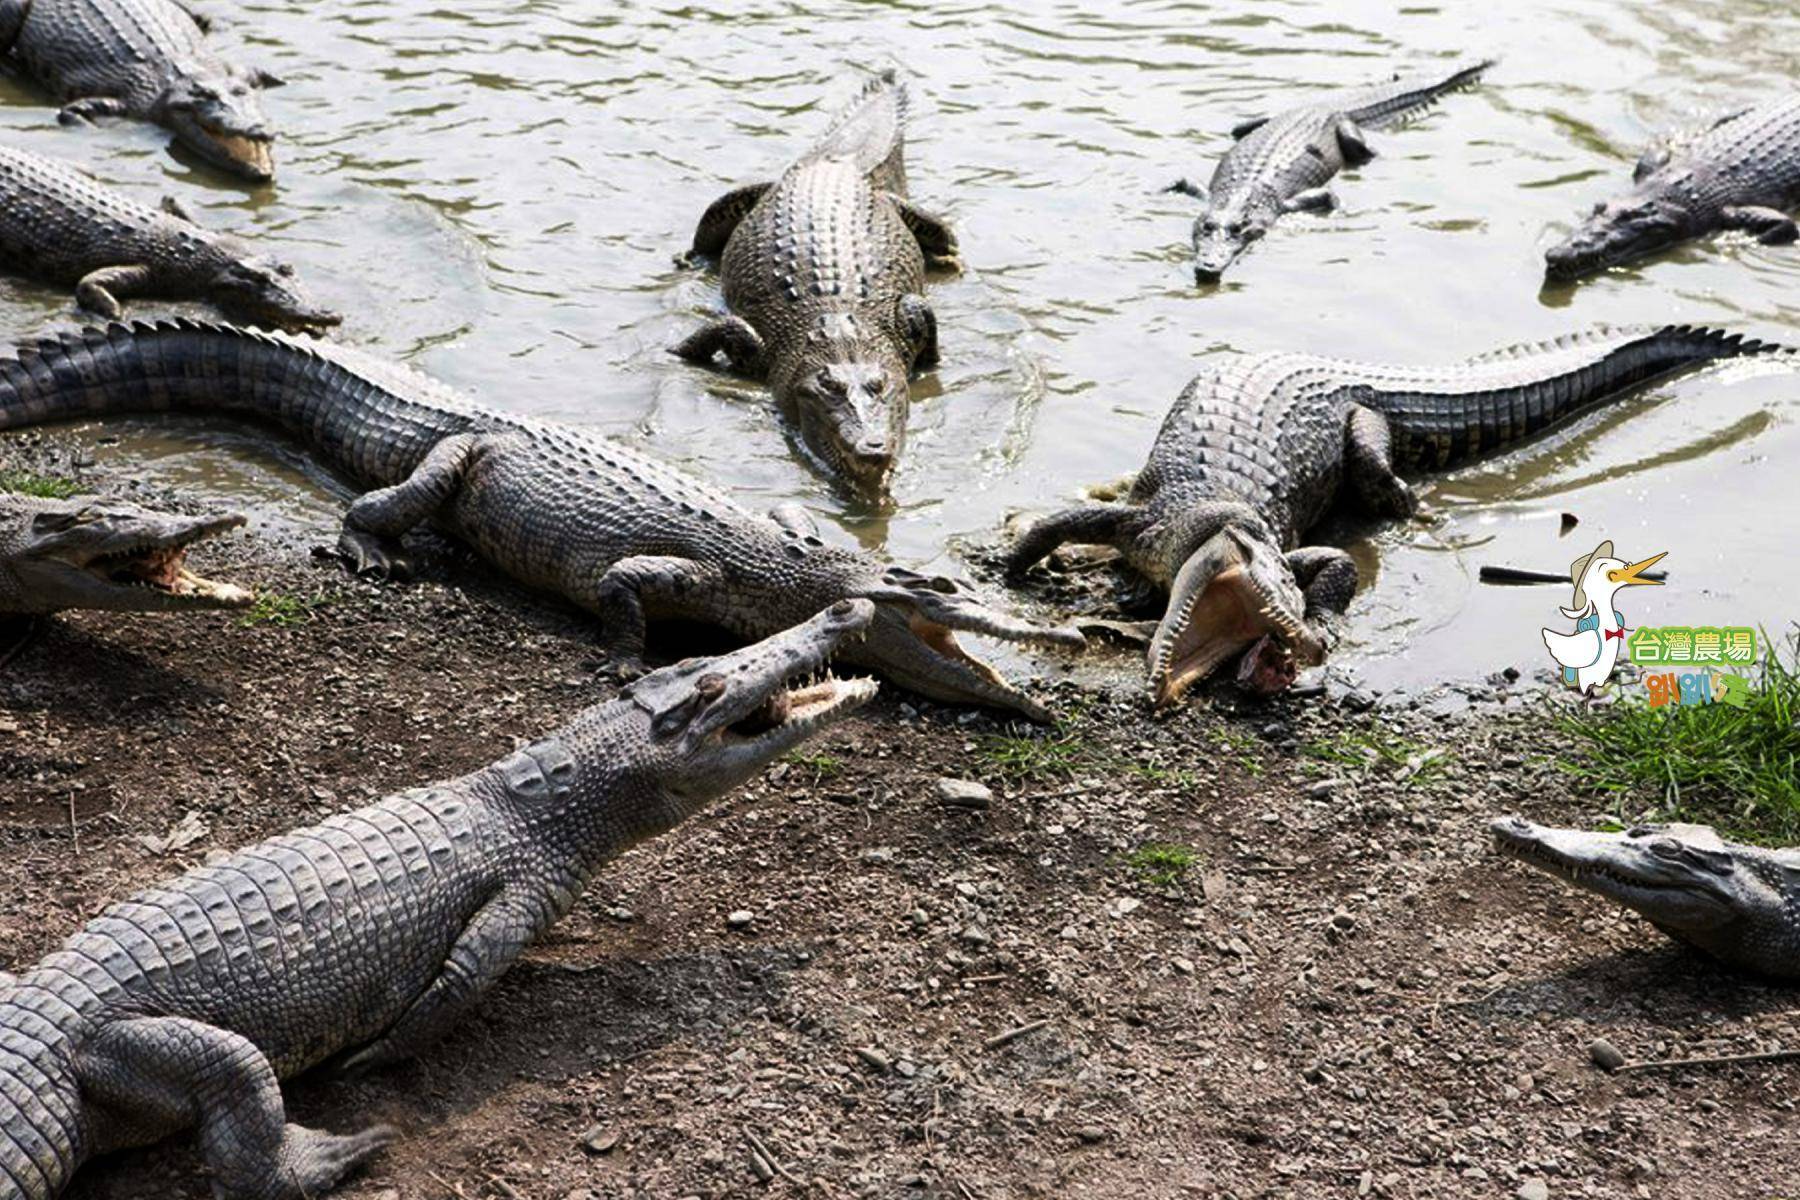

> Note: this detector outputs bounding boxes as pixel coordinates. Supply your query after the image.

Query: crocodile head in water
[158,68,280,182]
[1148,506,1322,706]
[777,354,909,495]
[1492,816,1800,981]
[1191,198,1273,283]
[844,564,1085,721]
[3,494,254,614]
[208,243,341,333]
[1544,185,1693,280]
[618,599,879,806]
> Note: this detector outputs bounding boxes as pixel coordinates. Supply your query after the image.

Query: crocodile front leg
[683,181,772,263]
[595,554,725,674]
[76,1017,396,1200]
[887,194,962,271]
[897,294,939,368]
[671,316,765,374]
[57,97,131,125]
[1004,502,1140,581]
[1283,187,1337,214]
[1721,205,1798,245]
[337,433,485,582]
[1343,405,1417,519]
[75,264,155,319]
[1286,546,1358,628]
[338,890,541,1074]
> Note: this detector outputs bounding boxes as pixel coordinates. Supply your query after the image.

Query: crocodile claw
[333,529,414,583]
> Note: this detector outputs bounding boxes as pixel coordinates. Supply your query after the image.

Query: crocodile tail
[0,320,471,489]
[1367,324,1791,472]
[0,1021,83,1200]
[1339,58,1493,130]
[810,70,909,184]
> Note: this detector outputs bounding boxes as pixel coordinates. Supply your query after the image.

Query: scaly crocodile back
[11,0,215,108]
[1335,58,1494,131]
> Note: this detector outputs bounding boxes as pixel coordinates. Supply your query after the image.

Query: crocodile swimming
[1493,816,1800,983]
[674,72,960,496]
[0,0,283,181]
[1,488,251,614]
[0,600,877,1200]
[0,319,1081,718]
[1003,325,1782,706]
[1168,59,1492,282]
[1545,94,1800,281]
[0,144,337,330]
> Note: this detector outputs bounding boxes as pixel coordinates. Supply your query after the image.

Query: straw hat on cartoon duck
[1540,539,1665,694]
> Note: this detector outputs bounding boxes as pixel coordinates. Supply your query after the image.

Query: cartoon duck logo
[1540,540,1666,694]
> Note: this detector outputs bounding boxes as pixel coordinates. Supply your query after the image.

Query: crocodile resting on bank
[1004,325,1784,706]
[0,487,250,614]
[0,143,336,330]
[0,0,283,181]
[1546,94,1800,281]
[0,319,1082,718]
[0,600,877,1199]
[675,72,960,496]
[1493,816,1800,983]
[1169,59,1492,282]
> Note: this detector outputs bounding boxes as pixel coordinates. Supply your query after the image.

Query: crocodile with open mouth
[0,319,1082,718]
[1004,325,1783,706]
[0,143,337,330]
[1545,94,1800,281]
[0,600,877,1200]
[1492,816,1800,982]
[674,72,959,497]
[0,0,284,182]
[0,489,251,614]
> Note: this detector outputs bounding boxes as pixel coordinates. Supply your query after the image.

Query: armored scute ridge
[0,320,1082,718]
[1546,94,1800,280]
[0,601,877,1200]
[675,72,961,497]
[1004,325,1785,706]
[0,0,283,180]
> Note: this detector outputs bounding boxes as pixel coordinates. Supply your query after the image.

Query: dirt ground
[4,433,1796,1200]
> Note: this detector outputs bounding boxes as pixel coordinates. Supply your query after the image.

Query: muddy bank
[3,434,1794,1200]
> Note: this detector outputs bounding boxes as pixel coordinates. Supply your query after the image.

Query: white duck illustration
[1540,539,1666,694]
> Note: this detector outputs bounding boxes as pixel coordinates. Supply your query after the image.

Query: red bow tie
[1603,627,1627,642]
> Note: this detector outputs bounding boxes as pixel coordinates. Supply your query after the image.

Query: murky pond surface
[2,0,1795,696]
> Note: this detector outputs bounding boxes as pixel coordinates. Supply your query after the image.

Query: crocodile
[1545,94,1800,281]
[1003,325,1782,706]
[0,319,1081,718]
[674,72,960,496]
[0,0,283,181]
[0,144,337,331]
[0,600,877,1200]
[1168,59,1493,282]
[1,488,251,614]
[1492,816,1800,983]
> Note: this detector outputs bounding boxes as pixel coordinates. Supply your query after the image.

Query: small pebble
[1588,1037,1626,1072]
[579,1126,618,1155]
[1517,1179,1549,1200]
[936,777,993,809]
[726,909,754,929]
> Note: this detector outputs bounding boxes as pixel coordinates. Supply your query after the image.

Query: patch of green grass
[974,730,1088,781]
[238,591,334,628]
[783,750,844,779]
[1301,725,1451,782]
[0,470,80,499]
[1559,631,1800,844]
[1124,842,1199,887]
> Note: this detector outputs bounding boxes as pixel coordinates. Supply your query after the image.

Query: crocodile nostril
[829,599,856,618]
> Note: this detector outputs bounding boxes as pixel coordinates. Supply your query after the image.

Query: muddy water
[1,0,1795,697]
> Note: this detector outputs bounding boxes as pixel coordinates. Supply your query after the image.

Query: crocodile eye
[695,674,726,701]
[1650,838,1683,859]
[861,377,882,397]
[813,369,846,397]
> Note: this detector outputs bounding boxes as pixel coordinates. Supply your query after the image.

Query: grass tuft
[1124,842,1199,887]
[1558,631,1800,844]
[783,750,844,779]
[239,591,334,628]
[0,470,81,499]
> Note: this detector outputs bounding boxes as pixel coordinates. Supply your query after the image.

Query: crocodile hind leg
[337,433,485,582]
[888,196,962,271]
[594,554,725,675]
[1343,405,1418,519]
[57,97,131,126]
[75,265,154,319]
[1334,118,1375,166]
[76,1017,395,1200]
[338,891,541,1074]
[682,182,772,264]
[671,316,764,374]
[1003,503,1138,581]
[1721,205,1798,245]
[897,294,939,368]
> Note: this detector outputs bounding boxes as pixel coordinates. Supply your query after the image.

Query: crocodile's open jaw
[1150,528,1316,706]
[91,537,251,605]
[722,675,876,744]
[1490,816,1737,927]
[201,129,274,180]
[21,504,255,612]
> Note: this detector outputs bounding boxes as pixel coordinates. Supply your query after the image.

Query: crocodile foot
[332,529,415,583]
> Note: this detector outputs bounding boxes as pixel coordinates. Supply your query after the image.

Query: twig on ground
[983,1018,1050,1050]
[746,1127,805,1185]
[1613,1047,1800,1074]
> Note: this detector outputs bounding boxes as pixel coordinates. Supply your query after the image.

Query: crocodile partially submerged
[1546,94,1800,281]
[675,73,959,496]
[0,0,283,181]
[0,320,1080,718]
[1169,59,1492,282]
[1,489,251,614]
[0,600,877,1199]
[1004,325,1781,706]
[1492,816,1800,982]
[0,144,337,330]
